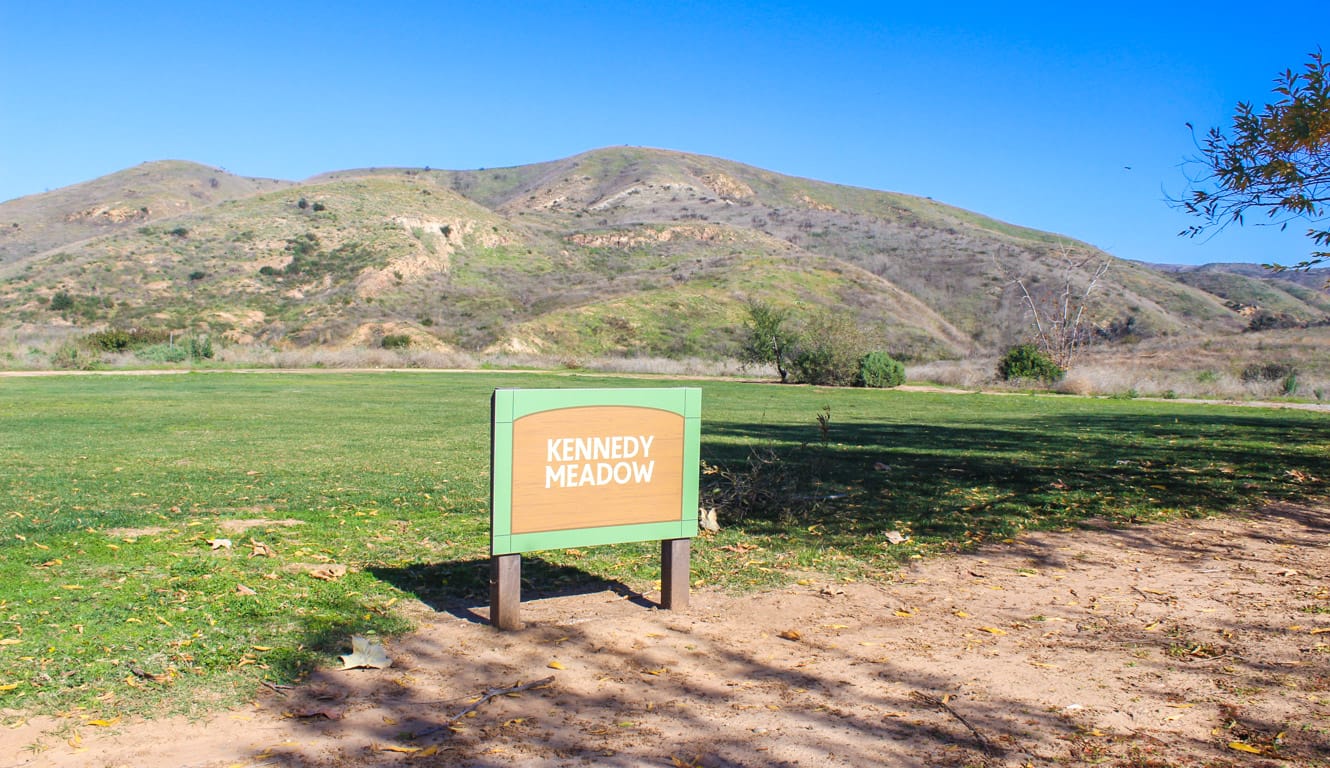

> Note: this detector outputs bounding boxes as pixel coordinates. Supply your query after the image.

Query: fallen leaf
[884,530,909,545]
[1228,741,1264,754]
[777,630,801,642]
[235,584,257,596]
[719,543,757,553]
[0,682,21,691]
[547,660,566,670]
[0,638,19,646]
[979,627,1008,636]
[953,610,970,618]
[249,539,276,558]
[339,635,392,670]
[380,745,420,753]
[87,718,120,727]
[207,538,233,550]
[308,564,348,581]
[894,609,914,618]
[1310,628,1330,635]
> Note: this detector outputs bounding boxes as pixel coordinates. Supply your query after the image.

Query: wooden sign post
[489,388,701,630]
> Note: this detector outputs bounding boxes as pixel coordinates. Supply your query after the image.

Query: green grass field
[1,372,1326,718]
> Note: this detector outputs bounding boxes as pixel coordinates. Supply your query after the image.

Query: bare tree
[1005,243,1109,369]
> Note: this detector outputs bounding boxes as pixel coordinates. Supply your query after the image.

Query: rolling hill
[1,148,1325,362]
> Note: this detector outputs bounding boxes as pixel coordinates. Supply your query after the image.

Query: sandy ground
[4,504,1329,768]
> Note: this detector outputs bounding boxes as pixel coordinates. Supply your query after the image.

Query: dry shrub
[908,358,994,389]
[1054,375,1095,396]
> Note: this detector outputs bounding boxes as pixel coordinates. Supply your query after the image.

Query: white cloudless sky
[1,1,1325,265]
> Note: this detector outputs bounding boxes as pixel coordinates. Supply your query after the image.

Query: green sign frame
[490,387,701,556]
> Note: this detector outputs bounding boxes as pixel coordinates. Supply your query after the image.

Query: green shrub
[857,351,905,388]
[188,271,206,281]
[49,291,74,311]
[1241,361,1297,383]
[997,344,1064,384]
[136,343,189,363]
[381,334,412,350]
[82,328,169,352]
[187,335,214,360]
[1282,373,1299,396]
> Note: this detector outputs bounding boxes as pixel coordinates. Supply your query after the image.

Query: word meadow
[544,435,656,489]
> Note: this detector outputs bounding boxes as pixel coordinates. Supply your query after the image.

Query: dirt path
[5,505,1329,767]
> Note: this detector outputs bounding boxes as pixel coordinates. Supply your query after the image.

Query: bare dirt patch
[217,518,305,534]
[7,505,1329,767]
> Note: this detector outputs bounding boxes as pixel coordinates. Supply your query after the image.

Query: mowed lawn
[1,372,1326,716]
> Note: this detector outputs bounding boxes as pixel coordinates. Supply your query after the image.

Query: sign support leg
[490,553,523,630]
[661,538,690,610]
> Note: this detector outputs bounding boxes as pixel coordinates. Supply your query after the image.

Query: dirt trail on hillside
[5,505,1329,768]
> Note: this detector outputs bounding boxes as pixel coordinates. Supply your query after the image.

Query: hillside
[0,161,290,266]
[1,147,1322,363]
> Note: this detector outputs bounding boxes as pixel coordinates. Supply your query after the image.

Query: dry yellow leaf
[894,610,914,618]
[1310,628,1330,635]
[1228,741,1263,754]
[417,746,440,757]
[778,629,801,641]
[379,745,420,753]
[252,645,272,651]
[87,718,120,727]
[0,638,19,646]
[1166,703,1195,709]
[644,668,667,676]
[979,627,1007,636]
[547,660,566,670]
[0,682,21,691]
[60,584,83,590]
[953,610,970,618]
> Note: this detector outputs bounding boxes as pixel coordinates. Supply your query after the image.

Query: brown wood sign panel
[509,405,685,534]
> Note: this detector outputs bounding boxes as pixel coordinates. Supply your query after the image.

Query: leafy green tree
[741,300,796,382]
[1178,49,1329,271]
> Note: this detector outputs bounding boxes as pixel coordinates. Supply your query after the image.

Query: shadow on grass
[370,556,655,625]
[700,408,1330,550]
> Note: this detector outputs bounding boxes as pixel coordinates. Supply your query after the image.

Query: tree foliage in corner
[1179,49,1329,270]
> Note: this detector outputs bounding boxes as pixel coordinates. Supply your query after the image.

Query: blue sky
[1,2,1326,265]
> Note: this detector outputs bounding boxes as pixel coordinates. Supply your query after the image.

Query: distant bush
[136,343,189,363]
[188,334,214,360]
[381,334,412,350]
[188,270,206,281]
[49,291,74,311]
[311,201,326,212]
[997,344,1064,384]
[258,265,279,277]
[83,328,169,352]
[168,227,189,238]
[1240,361,1297,383]
[297,197,308,210]
[857,351,905,388]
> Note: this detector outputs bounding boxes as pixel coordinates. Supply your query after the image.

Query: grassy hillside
[0,147,1295,365]
[0,161,290,266]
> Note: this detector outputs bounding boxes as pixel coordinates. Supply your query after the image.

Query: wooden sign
[489,387,701,628]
